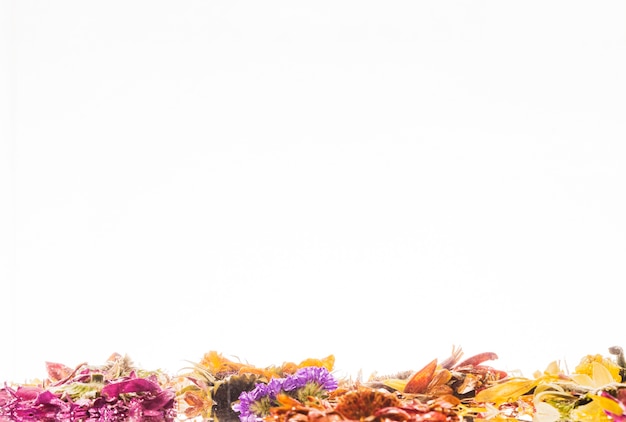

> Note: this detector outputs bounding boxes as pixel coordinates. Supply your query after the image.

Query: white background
[1,1,625,383]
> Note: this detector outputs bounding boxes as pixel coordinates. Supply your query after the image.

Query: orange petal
[298,355,335,371]
[183,391,205,407]
[404,359,438,394]
[428,368,452,390]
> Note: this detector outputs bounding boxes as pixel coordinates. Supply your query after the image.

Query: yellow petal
[533,401,561,422]
[571,362,616,388]
[382,378,408,392]
[592,361,616,387]
[534,383,566,395]
[569,373,595,387]
[575,354,621,382]
[474,378,539,406]
[543,361,562,376]
[589,394,624,416]
[570,399,613,422]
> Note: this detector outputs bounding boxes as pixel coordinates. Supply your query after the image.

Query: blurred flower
[589,390,626,421]
[576,355,621,380]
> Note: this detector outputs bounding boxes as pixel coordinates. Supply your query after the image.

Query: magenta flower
[0,372,176,421]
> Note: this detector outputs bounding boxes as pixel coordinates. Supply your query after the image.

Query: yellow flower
[574,354,621,383]
[569,399,613,422]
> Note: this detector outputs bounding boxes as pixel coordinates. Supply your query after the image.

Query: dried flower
[335,389,400,420]
[0,355,175,422]
[234,378,284,421]
[234,367,338,421]
[283,367,338,397]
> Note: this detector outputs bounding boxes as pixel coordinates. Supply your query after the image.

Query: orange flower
[335,389,400,420]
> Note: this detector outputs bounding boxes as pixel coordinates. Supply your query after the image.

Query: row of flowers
[3,347,626,421]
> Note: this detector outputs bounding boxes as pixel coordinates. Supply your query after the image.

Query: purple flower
[234,378,283,420]
[283,367,338,392]
[234,367,338,421]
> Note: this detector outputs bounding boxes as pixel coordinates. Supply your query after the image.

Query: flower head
[234,367,338,420]
[282,367,338,393]
[233,378,284,420]
[335,389,400,420]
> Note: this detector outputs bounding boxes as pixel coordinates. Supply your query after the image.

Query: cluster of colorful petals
[234,366,338,420]
[4,347,626,421]
[470,348,626,421]
[0,355,176,422]
[176,352,337,421]
[197,351,335,380]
